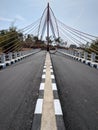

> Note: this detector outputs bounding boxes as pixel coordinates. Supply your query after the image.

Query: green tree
[0,27,23,53]
[24,34,34,48]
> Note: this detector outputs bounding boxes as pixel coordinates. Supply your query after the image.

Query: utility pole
[47,3,50,51]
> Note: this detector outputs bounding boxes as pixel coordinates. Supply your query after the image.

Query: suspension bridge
[0,3,98,130]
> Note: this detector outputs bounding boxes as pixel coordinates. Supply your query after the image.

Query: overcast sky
[0,0,98,37]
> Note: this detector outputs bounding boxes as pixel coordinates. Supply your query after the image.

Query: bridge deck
[0,51,98,130]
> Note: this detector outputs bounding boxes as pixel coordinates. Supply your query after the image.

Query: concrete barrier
[57,49,98,69]
[0,49,40,69]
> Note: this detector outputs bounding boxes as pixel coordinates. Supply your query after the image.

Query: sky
[0,0,98,37]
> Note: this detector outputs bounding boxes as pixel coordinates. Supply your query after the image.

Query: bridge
[0,3,98,130]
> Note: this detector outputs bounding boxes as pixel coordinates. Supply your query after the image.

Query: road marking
[52,83,57,90]
[51,74,55,79]
[41,53,57,130]
[50,65,52,69]
[39,83,45,90]
[32,53,66,130]
[54,99,63,115]
[50,69,53,72]
[42,74,46,79]
[43,69,46,72]
[43,65,46,69]
[35,99,43,114]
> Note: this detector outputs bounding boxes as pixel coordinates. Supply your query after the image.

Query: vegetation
[0,27,46,53]
[0,27,23,53]
[85,39,98,55]
[24,35,46,49]
[0,26,68,53]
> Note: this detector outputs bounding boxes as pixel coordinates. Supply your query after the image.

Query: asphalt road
[51,52,98,130]
[0,51,46,130]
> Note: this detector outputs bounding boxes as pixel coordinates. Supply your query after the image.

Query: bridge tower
[47,3,50,51]
[38,3,59,51]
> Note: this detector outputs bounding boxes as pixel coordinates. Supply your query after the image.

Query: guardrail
[0,49,40,69]
[57,49,98,69]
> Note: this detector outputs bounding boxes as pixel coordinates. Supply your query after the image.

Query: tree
[0,27,23,53]
[24,34,34,48]
[33,36,39,43]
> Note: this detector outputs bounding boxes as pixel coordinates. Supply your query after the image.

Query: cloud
[0,17,13,22]
[15,15,25,21]
[0,15,25,24]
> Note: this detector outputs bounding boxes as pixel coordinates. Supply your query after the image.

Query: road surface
[0,50,98,130]
[51,52,98,130]
[0,51,46,130]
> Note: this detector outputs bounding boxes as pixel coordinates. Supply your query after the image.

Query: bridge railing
[58,49,98,69]
[0,55,1,63]
[0,49,40,68]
